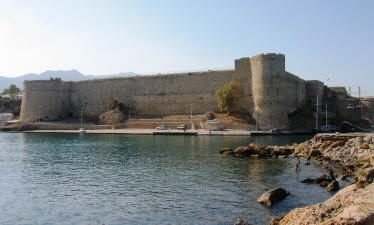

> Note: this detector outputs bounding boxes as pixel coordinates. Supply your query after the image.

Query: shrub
[106,97,124,111]
[83,110,99,123]
[215,81,243,114]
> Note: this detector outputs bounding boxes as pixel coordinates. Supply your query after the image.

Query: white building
[1,93,23,101]
[0,113,13,121]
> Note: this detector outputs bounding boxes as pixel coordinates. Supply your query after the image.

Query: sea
[0,133,337,224]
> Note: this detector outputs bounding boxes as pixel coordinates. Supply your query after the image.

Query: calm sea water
[0,133,335,224]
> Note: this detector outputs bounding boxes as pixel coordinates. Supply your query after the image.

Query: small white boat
[79,128,86,133]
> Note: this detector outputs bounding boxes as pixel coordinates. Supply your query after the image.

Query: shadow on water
[0,133,330,225]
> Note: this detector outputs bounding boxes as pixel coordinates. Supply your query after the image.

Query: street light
[80,96,87,127]
[190,103,193,130]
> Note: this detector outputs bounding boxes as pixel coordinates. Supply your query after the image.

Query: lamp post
[80,105,83,127]
[128,106,131,120]
[80,96,87,128]
[38,104,41,124]
[315,94,319,130]
[190,103,193,130]
[325,104,328,126]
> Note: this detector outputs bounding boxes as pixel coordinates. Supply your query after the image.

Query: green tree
[215,81,243,114]
[2,84,20,95]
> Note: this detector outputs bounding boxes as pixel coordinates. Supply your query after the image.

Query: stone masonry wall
[69,70,234,117]
[251,53,306,130]
[233,57,254,114]
[20,53,324,130]
[20,80,71,122]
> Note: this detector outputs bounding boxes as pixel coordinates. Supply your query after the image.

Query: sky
[0,0,373,96]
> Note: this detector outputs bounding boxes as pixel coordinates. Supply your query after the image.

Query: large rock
[268,218,280,225]
[328,140,345,149]
[233,146,251,156]
[302,174,333,185]
[99,109,125,125]
[356,167,374,188]
[234,218,253,225]
[219,148,233,154]
[257,188,290,206]
[232,144,265,157]
[326,180,339,192]
[219,148,234,157]
[278,183,374,225]
[309,149,322,157]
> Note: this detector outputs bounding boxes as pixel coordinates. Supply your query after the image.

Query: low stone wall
[117,121,198,129]
[30,123,114,130]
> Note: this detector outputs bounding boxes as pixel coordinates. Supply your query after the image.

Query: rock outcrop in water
[257,188,290,206]
[226,133,374,225]
[219,144,294,158]
[233,218,253,225]
[273,134,374,225]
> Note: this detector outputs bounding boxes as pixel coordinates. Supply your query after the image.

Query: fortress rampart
[20,80,71,122]
[20,53,324,130]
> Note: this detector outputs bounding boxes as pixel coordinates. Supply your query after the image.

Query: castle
[20,53,329,130]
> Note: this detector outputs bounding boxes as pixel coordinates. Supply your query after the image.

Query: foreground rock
[292,135,374,178]
[276,134,374,224]
[257,188,290,206]
[225,133,374,224]
[278,182,374,225]
[222,134,374,187]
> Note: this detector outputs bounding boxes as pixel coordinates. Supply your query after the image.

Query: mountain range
[0,70,136,92]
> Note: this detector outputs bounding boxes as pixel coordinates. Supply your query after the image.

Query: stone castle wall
[69,70,234,117]
[250,54,306,130]
[21,70,234,122]
[20,80,72,122]
[361,97,374,120]
[20,53,323,130]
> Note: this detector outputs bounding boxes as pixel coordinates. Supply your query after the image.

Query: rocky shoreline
[221,133,374,225]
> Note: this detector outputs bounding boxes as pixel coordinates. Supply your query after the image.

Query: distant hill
[0,70,136,91]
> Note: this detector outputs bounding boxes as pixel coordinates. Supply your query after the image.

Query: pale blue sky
[0,0,373,95]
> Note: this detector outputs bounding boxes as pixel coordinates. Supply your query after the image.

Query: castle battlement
[20,53,324,130]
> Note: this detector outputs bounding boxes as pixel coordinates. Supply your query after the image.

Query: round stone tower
[20,80,72,122]
[251,53,289,130]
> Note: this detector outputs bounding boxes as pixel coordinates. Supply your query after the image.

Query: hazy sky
[0,0,373,96]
